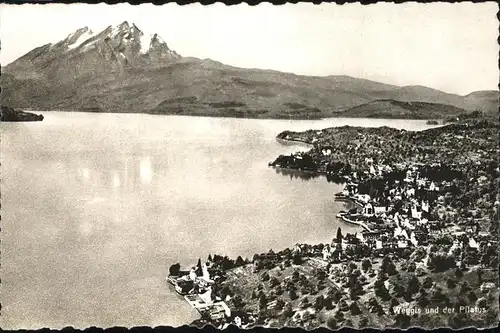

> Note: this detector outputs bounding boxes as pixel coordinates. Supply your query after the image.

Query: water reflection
[274,167,320,181]
[273,167,346,185]
[113,171,121,188]
[140,156,153,185]
[79,167,90,180]
[75,156,156,190]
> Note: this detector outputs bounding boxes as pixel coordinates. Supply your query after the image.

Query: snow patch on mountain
[68,30,94,50]
[140,33,153,54]
[81,39,98,52]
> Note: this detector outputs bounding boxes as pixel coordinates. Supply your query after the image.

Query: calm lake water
[0,112,438,329]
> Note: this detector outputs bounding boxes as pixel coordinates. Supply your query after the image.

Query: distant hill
[2,21,498,119]
[338,99,468,119]
[463,91,499,116]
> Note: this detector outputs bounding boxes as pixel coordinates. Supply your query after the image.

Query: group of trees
[426,251,456,272]
[325,161,352,177]
[207,254,249,271]
[271,153,318,171]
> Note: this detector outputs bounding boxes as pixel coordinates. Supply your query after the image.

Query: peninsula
[1,105,44,122]
[169,117,499,330]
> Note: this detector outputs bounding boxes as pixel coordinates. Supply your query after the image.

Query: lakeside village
[167,118,499,329]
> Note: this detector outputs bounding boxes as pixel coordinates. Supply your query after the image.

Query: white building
[421,200,429,213]
[374,206,387,215]
[322,245,331,261]
[355,194,371,204]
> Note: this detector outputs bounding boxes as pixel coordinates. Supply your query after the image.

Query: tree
[422,277,433,289]
[275,298,285,311]
[362,258,372,272]
[259,293,267,310]
[326,316,337,330]
[336,227,343,243]
[282,302,294,318]
[407,275,421,295]
[360,317,369,327]
[292,253,303,265]
[389,297,400,313]
[394,313,411,329]
[417,294,429,307]
[314,295,324,311]
[332,289,343,302]
[269,276,280,288]
[459,281,471,294]
[289,289,298,300]
[374,279,390,301]
[350,301,361,315]
[431,287,449,305]
[407,261,417,273]
[381,257,397,276]
[454,297,467,310]
[427,252,456,272]
[477,268,484,284]
[169,263,181,276]
[235,255,245,267]
[220,285,233,300]
[261,272,270,282]
[377,270,388,282]
[446,278,456,289]
[207,254,213,262]
[392,281,405,298]
[317,268,327,281]
[195,258,203,276]
[232,294,244,309]
[334,309,345,321]
[301,297,311,309]
[448,313,468,329]
[324,295,334,310]
[468,290,477,302]
[338,299,349,312]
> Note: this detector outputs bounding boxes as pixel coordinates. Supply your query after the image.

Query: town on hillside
[167,118,499,330]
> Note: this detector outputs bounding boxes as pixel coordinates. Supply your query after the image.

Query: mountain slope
[463,91,499,116]
[2,22,498,119]
[338,99,468,119]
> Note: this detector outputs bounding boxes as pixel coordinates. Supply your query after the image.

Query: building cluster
[173,119,499,329]
[274,120,498,271]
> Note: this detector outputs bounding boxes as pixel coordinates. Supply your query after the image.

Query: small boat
[336,211,347,219]
[341,213,363,224]
[334,191,351,200]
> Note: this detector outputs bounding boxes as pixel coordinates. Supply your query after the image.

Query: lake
[0,112,439,329]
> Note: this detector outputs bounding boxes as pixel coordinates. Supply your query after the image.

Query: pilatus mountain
[2,22,498,119]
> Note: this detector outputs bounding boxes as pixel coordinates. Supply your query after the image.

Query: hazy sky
[1,2,498,95]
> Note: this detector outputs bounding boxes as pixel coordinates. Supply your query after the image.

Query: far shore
[11,108,451,122]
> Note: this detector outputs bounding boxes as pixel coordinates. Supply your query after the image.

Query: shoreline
[11,108,456,122]
[169,118,499,329]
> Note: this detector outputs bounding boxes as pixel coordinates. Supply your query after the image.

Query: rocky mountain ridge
[2,22,498,119]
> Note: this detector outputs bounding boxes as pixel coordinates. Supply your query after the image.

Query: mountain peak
[131,23,142,33]
[66,26,94,50]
